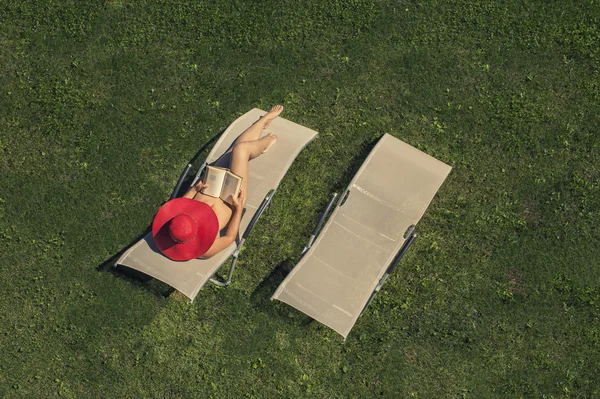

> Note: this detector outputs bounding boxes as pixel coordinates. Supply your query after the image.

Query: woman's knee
[232,142,250,158]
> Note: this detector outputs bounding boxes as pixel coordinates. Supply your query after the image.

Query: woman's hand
[195,181,209,192]
[231,189,244,211]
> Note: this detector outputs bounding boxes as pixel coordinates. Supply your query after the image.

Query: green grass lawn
[1,0,599,397]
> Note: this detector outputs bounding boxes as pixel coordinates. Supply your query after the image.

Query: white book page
[220,172,242,203]
[201,167,226,198]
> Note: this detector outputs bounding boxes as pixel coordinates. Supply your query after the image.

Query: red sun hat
[152,198,219,261]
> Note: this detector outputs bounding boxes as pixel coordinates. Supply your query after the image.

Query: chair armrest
[338,189,350,206]
[190,162,208,190]
[304,193,338,251]
[170,163,192,200]
[386,233,417,275]
[242,190,274,240]
[360,233,417,317]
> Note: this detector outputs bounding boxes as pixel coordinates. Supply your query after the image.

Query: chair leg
[209,190,274,287]
[266,191,275,213]
[209,253,239,287]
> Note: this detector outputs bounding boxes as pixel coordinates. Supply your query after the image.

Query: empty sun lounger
[115,108,318,302]
[271,133,451,339]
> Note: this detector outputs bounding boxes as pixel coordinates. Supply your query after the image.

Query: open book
[201,166,243,204]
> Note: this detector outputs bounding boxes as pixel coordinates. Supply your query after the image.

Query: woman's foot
[262,105,283,128]
[261,132,278,154]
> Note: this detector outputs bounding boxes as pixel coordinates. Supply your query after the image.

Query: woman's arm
[201,189,244,259]
[183,181,208,199]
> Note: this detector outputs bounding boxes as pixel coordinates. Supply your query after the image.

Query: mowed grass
[1,0,599,397]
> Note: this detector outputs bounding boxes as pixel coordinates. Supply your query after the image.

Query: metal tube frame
[209,189,276,287]
[359,232,418,317]
[170,163,193,200]
[302,193,339,256]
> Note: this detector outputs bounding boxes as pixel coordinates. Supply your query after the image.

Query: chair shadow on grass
[96,130,223,299]
[99,251,175,300]
[337,134,382,191]
[249,258,314,327]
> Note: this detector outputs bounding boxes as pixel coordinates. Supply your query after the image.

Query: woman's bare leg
[217,105,282,207]
[230,134,278,207]
[232,105,283,146]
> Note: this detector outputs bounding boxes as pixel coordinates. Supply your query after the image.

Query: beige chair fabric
[272,133,452,339]
[115,108,318,302]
